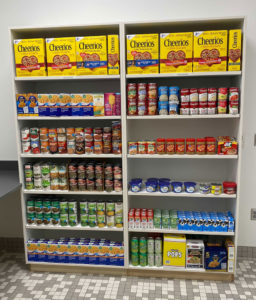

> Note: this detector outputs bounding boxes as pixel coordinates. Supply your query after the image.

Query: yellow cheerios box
[76,36,107,75]
[14,38,46,77]
[228,29,242,71]
[160,32,193,73]
[46,37,76,76]
[193,30,228,72]
[163,234,186,267]
[126,34,159,74]
[107,35,120,75]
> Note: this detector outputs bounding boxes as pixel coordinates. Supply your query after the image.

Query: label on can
[69,214,78,226]
[139,253,147,267]
[60,201,68,214]
[131,237,139,253]
[80,201,88,214]
[147,237,154,254]
[131,253,139,266]
[148,253,155,267]
[154,237,162,254]
[139,237,147,254]
[80,214,88,226]
[68,201,77,214]
[155,253,162,267]
[88,214,97,227]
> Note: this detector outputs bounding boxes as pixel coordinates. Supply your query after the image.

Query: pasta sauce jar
[186,138,195,154]
[176,138,185,154]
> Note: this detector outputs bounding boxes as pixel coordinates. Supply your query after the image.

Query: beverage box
[163,234,186,268]
[225,239,235,273]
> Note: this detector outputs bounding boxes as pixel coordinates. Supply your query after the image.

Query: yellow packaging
[107,35,120,75]
[46,37,76,76]
[163,234,186,267]
[160,32,193,73]
[126,34,159,74]
[76,36,107,75]
[193,30,228,72]
[93,94,104,116]
[14,38,46,77]
[228,29,242,71]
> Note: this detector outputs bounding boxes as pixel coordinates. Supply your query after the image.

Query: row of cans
[131,252,163,267]
[130,236,163,254]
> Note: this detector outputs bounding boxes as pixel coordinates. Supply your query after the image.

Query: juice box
[76,36,107,75]
[126,34,159,74]
[26,93,38,116]
[59,93,71,116]
[81,94,94,116]
[38,94,49,116]
[228,29,242,71]
[14,38,46,77]
[48,94,60,117]
[193,30,228,72]
[93,94,104,116]
[16,94,27,116]
[163,234,186,267]
[46,37,76,76]
[160,32,193,73]
[107,35,120,75]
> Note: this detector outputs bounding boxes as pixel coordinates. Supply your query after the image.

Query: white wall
[0,0,255,245]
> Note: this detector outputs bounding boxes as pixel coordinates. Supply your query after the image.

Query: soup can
[21,127,30,141]
[22,141,31,154]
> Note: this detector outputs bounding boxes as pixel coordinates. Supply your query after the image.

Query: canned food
[114,179,122,192]
[69,214,78,226]
[147,83,157,100]
[24,163,33,178]
[34,199,43,212]
[190,88,198,102]
[67,141,76,154]
[127,83,137,100]
[88,214,97,227]
[51,200,60,213]
[208,88,217,102]
[30,128,40,140]
[97,214,106,227]
[131,253,139,266]
[113,164,122,179]
[66,128,75,141]
[43,199,51,213]
[138,141,147,154]
[78,178,86,191]
[147,237,154,254]
[22,141,31,154]
[139,253,147,267]
[40,127,49,140]
[60,199,68,214]
[75,128,84,142]
[68,200,77,214]
[148,253,154,267]
[115,214,123,227]
[180,88,190,103]
[148,99,157,115]
[43,212,52,225]
[35,212,44,225]
[50,164,58,179]
[80,201,88,214]
[115,202,123,215]
[199,88,207,102]
[21,128,30,141]
[42,177,50,190]
[34,177,42,190]
[139,237,147,254]
[25,177,34,190]
[60,213,68,226]
[155,253,162,267]
[106,215,115,227]
[50,178,59,190]
[158,86,168,101]
[80,214,88,227]
[51,212,60,225]
[86,163,95,179]
[88,201,97,214]
[27,199,35,213]
[33,163,41,178]
[106,201,115,216]
[131,237,139,253]
[128,101,137,116]
[41,163,50,177]
[154,237,162,254]
[97,201,105,214]
[147,141,156,154]
[27,212,35,224]
[76,142,85,154]
[86,178,95,191]
[59,177,68,190]
[40,140,49,153]
[48,128,57,142]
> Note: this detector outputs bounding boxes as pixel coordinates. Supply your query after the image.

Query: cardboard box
[193,30,228,72]
[163,234,186,267]
[16,94,27,116]
[93,94,104,116]
[225,239,235,273]
[228,29,242,71]
[46,37,76,76]
[38,94,49,116]
[127,34,159,74]
[205,246,227,271]
[186,240,205,269]
[59,93,71,116]
[26,93,38,116]
[160,32,193,73]
[76,36,107,75]
[14,38,46,77]
[108,35,120,75]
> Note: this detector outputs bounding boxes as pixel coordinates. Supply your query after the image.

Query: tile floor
[0,252,256,300]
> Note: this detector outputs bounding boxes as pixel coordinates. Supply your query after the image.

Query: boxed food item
[193,30,228,72]
[70,94,83,116]
[59,93,71,116]
[46,37,76,76]
[160,32,193,73]
[16,94,27,116]
[228,29,242,71]
[93,94,104,116]
[104,93,116,116]
[186,240,205,269]
[48,94,60,117]
[76,36,107,75]
[126,34,159,74]
[81,94,94,116]
[225,239,235,273]
[217,136,238,155]
[205,246,227,271]
[26,93,39,116]
[38,94,49,116]
[14,38,46,77]
[27,239,38,261]
[108,35,120,75]
[163,234,186,267]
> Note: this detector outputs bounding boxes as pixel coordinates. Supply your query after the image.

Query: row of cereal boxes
[16,93,120,117]
[127,30,242,73]
[27,238,124,266]
[14,36,119,77]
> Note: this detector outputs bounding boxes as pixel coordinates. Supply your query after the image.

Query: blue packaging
[71,94,82,116]
[38,94,49,116]
[172,181,183,193]
[67,241,79,264]
[59,94,71,116]
[146,179,158,193]
[129,178,142,192]
[16,94,27,116]
[27,94,38,116]
[158,101,168,115]
[205,246,227,270]
[168,101,179,114]
[184,182,197,193]
[48,94,60,117]
[158,86,168,99]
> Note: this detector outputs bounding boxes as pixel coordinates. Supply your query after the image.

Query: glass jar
[156,138,166,154]
[166,138,175,155]
[196,138,206,155]
[186,138,195,154]
[206,137,216,155]
[175,138,185,154]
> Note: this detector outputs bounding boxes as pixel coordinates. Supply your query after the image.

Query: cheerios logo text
[197,37,223,45]
[232,32,238,48]
[130,41,155,48]
[49,44,72,51]
[79,43,103,50]
[164,39,189,47]
[17,45,40,52]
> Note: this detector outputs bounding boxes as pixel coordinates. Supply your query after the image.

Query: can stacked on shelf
[158,86,168,115]
[127,83,137,116]
[68,162,78,191]
[75,127,85,154]
[51,198,60,225]
[67,128,75,154]
[84,127,93,154]
[60,198,68,226]
[40,128,49,153]
[33,163,42,190]
[168,86,180,115]
[68,199,78,226]
[112,121,122,154]
[147,83,157,115]
[218,87,228,114]
[199,88,208,115]
[24,163,34,190]
[26,198,35,224]
[58,164,68,190]
[180,89,190,115]
[57,128,67,154]
[208,88,217,114]
[131,236,139,266]
[137,83,147,116]
[94,127,103,154]
[43,198,52,225]
[103,127,112,154]
[34,198,43,225]
[80,200,88,226]
[154,236,163,267]
[95,162,104,191]
[77,162,86,191]
[48,128,58,154]
[113,164,122,192]
[41,162,50,190]
[86,162,95,191]
[50,163,59,190]
[88,200,97,227]
[30,127,40,154]
[189,88,199,115]
[21,127,31,153]
[97,200,106,227]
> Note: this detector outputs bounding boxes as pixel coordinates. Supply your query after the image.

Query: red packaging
[208,88,217,102]
[127,83,137,100]
[218,100,228,114]
[58,141,67,154]
[190,101,199,115]
[223,181,237,194]
[166,138,175,154]
[180,88,190,103]
[196,138,206,154]
[199,102,208,115]
[138,141,147,154]
[186,138,195,154]
[229,87,239,101]
[49,141,58,153]
[138,83,147,101]
[217,136,238,155]
[148,99,157,115]
[189,88,198,102]
[218,88,228,100]
[156,138,166,154]
[206,137,216,154]
[208,101,217,115]
[199,88,208,102]
[180,102,189,115]
[176,138,185,154]
[128,100,137,116]
[147,83,157,100]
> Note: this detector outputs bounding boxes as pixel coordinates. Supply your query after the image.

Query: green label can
[148,253,155,267]
[139,237,147,254]
[60,200,68,214]
[139,253,147,267]
[80,201,88,214]
[51,200,60,213]
[88,214,97,227]
[25,179,34,190]
[51,212,60,225]
[97,201,105,213]
[42,177,50,189]
[97,215,106,227]
[155,237,162,254]
[43,212,51,225]
[41,163,50,177]
[88,202,97,215]
[147,237,154,254]
[80,214,88,227]
[35,212,44,225]
[155,253,162,267]
[131,253,139,266]
[162,215,169,229]
[34,200,43,213]
[68,200,77,214]
[43,200,51,213]
[68,214,78,226]
[27,199,35,213]
[27,212,35,224]
[115,214,123,228]
[60,214,68,226]
[131,237,139,253]
[106,201,115,216]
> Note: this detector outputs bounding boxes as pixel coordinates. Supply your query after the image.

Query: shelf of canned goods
[10,17,245,280]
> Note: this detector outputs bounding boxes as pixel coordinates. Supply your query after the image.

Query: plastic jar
[184,182,196,193]
[223,182,237,194]
[176,138,185,154]
[138,141,147,154]
[130,179,142,192]
[199,183,211,194]
[147,141,156,154]
[171,181,183,193]
[159,179,170,193]
[211,183,222,195]
[146,179,158,193]
[206,137,216,154]
[156,138,166,154]
[196,138,206,155]
[166,138,175,154]
[186,138,195,154]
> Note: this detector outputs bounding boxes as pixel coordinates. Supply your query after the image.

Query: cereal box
[59,93,71,116]
[126,34,159,74]
[38,94,49,116]
[16,94,27,116]
[27,93,38,116]
[48,94,60,116]
[163,234,186,267]
[46,37,76,76]
[107,35,120,75]
[93,94,104,116]
[76,36,107,75]
[81,94,94,116]
[67,241,79,263]
[160,32,193,73]
[77,242,89,264]
[228,29,242,71]
[56,240,68,263]
[193,30,228,72]
[14,38,46,77]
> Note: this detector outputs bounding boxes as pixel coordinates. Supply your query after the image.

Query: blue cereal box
[38,94,49,116]
[77,242,89,264]
[27,239,38,261]
[71,94,83,116]
[27,93,38,116]
[57,240,68,263]
[47,239,58,263]
[16,94,27,116]
[205,246,227,271]
[48,94,60,117]
[81,94,94,116]
[67,241,79,263]
[59,94,71,116]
